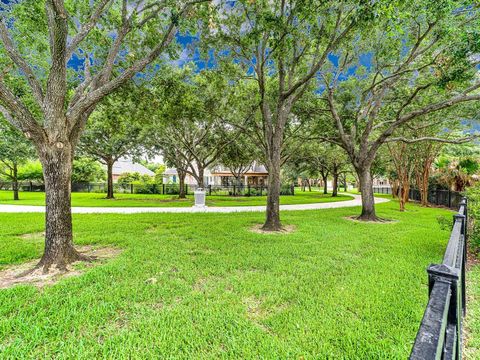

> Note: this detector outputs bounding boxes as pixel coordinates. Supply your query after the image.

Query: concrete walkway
[0,194,389,214]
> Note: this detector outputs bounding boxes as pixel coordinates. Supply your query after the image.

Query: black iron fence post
[410,197,468,359]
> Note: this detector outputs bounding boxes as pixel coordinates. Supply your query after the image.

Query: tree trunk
[356,165,378,221]
[390,178,399,199]
[398,183,405,212]
[178,170,186,199]
[418,163,430,206]
[399,180,410,212]
[106,158,114,199]
[307,179,311,192]
[197,167,205,189]
[12,163,19,201]
[263,154,282,231]
[322,175,328,194]
[37,144,87,272]
[332,171,338,197]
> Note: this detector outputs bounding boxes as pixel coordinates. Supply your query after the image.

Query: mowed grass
[466,264,480,359]
[0,189,352,208]
[0,201,457,358]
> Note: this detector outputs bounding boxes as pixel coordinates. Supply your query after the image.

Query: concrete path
[0,194,389,214]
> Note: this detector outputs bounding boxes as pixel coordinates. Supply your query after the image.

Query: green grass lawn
[0,200,464,358]
[0,189,352,207]
[466,264,480,359]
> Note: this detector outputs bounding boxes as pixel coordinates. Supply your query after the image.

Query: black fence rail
[372,187,463,210]
[372,186,392,195]
[0,182,295,197]
[410,198,468,359]
[408,189,463,210]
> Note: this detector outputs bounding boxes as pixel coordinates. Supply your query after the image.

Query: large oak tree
[205,0,375,230]
[79,83,149,199]
[318,0,479,220]
[0,120,35,200]
[0,0,209,271]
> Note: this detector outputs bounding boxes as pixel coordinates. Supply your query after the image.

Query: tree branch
[386,135,479,144]
[66,0,112,60]
[0,21,44,105]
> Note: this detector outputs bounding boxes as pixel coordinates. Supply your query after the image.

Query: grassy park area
[466,266,480,359]
[3,200,479,358]
[0,189,353,208]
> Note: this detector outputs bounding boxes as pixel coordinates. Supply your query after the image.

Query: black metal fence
[0,182,295,197]
[372,187,463,210]
[195,184,294,196]
[372,186,393,195]
[410,198,468,359]
[408,189,463,210]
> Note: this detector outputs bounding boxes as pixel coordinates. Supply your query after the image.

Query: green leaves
[0,119,34,178]
[79,82,151,162]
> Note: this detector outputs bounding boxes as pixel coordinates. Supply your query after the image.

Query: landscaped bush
[280,184,295,195]
[466,185,480,251]
[131,180,158,194]
[117,172,162,194]
[164,184,180,195]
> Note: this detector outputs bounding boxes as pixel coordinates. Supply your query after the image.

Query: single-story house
[210,163,268,186]
[163,162,269,186]
[112,158,154,181]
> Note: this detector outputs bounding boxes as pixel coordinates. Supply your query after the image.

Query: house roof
[163,168,178,176]
[112,159,155,176]
[211,164,268,176]
[211,171,268,176]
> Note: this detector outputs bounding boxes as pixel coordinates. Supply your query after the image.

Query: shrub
[466,185,480,251]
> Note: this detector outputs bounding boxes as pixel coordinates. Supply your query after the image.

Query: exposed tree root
[2,246,121,289]
[345,215,395,223]
[31,246,94,275]
[253,224,296,234]
[261,225,282,232]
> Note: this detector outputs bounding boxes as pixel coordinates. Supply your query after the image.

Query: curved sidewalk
[0,194,389,214]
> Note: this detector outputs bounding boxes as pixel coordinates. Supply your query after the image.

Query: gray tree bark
[332,172,338,197]
[106,158,114,199]
[37,142,88,271]
[178,169,186,199]
[263,154,282,231]
[197,167,205,189]
[12,163,19,201]
[322,174,328,194]
[356,165,377,221]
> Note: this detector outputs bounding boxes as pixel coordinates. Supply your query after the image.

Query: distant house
[162,168,205,185]
[210,162,268,186]
[372,177,390,187]
[163,162,269,186]
[112,158,154,182]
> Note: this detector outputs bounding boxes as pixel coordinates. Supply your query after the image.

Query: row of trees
[0,0,478,272]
